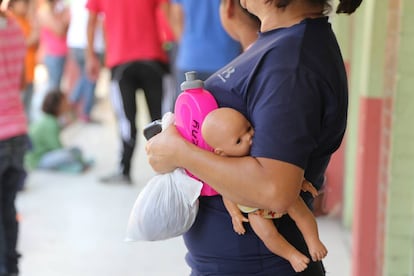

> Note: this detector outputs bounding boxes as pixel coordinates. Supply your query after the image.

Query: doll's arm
[223,197,249,235]
[301,179,318,198]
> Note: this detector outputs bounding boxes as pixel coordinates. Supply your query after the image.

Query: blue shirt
[172,0,241,72]
[184,17,348,275]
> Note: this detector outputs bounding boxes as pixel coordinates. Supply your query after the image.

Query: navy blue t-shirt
[183,17,348,275]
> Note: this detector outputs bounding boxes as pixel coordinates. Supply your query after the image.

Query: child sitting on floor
[201,107,328,272]
[25,89,92,173]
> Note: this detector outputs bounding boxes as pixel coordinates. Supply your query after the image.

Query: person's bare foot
[288,251,310,272]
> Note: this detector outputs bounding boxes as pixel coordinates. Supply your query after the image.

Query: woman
[37,0,69,91]
[146,0,362,275]
[67,0,105,123]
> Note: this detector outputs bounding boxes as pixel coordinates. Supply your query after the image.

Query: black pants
[0,135,28,274]
[110,60,167,176]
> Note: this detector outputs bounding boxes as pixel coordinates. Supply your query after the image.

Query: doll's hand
[301,179,318,198]
[231,213,249,235]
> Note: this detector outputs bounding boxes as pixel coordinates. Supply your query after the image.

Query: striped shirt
[0,16,27,140]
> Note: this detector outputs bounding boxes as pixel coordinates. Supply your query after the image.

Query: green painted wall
[340,0,366,228]
[332,0,365,228]
[338,0,387,229]
[331,7,353,228]
[333,0,414,273]
[383,1,414,274]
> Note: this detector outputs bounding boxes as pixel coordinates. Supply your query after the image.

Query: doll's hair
[265,0,362,15]
[42,89,64,116]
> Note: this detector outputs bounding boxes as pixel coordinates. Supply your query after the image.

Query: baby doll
[201,107,327,272]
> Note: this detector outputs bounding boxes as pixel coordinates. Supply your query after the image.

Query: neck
[259,3,324,32]
[239,28,259,51]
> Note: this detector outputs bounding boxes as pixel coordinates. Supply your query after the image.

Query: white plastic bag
[125,168,203,241]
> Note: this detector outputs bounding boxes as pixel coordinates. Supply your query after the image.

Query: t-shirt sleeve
[85,0,101,13]
[249,65,323,169]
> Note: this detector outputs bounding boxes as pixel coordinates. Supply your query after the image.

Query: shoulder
[85,0,103,12]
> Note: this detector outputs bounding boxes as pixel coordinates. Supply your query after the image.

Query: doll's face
[203,108,254,157]
[219,115,254,157]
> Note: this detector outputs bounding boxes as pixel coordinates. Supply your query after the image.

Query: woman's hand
[145,125,185,173]
[85,53,100,81]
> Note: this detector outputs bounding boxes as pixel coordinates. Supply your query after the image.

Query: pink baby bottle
[174,71,218,196]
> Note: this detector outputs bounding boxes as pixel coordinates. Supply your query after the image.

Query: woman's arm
[168,3,184,41]
[86,11,100,81]
[146,125,304,214]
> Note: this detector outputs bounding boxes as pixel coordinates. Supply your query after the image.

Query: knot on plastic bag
[161,112,175,131]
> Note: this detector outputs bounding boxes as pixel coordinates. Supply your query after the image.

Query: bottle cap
[180,71,204,91]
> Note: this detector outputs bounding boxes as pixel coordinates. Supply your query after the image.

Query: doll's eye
[236,138,241,144]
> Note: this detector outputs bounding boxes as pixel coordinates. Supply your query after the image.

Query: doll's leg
[287,198,328,261]
[222,198,248,235]
[248,213,309,272]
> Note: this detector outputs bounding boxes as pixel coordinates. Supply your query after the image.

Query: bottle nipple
[180,71,204,91]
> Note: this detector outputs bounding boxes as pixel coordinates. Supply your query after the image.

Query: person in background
[25,89,92,173]
[145,0,363,274]
[167,0,241,112]
[156,1,178,115]
[37,0,69,91]
[8,0,39,122]
[0,1,28,274]
[86,0,169,184]
[67,0,105,123]
[202,107,327,272]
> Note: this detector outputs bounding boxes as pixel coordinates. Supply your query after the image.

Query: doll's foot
[288,251,310,272]
[308,239,328,261]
